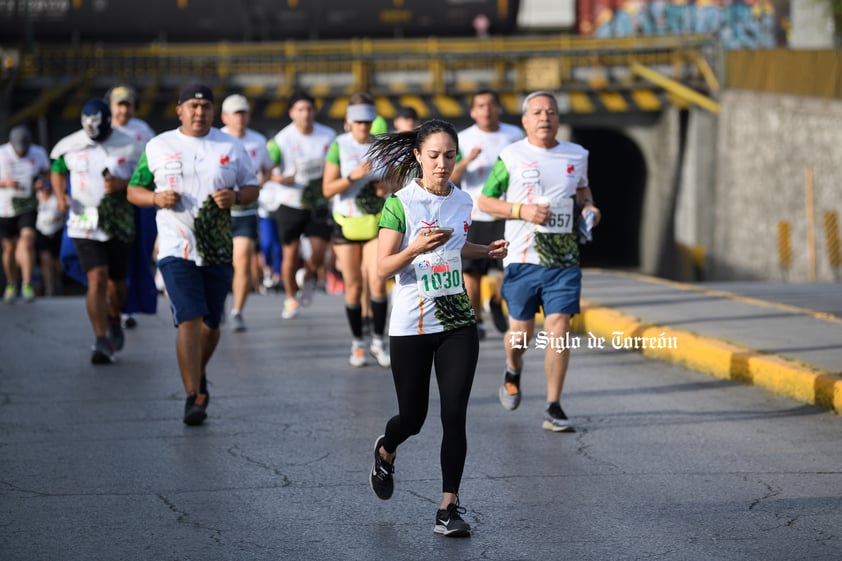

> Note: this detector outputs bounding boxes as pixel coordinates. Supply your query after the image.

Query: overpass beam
[630,62,720,114]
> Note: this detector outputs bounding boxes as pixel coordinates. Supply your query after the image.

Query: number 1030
[421,270,462,292]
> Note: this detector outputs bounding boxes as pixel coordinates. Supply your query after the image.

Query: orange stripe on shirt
[520,233,531,263]
[177,225,190,259]
[416,298,425,335]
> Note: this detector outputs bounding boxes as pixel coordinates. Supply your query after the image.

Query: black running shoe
[369,435,394,500]
[183,393,208,426]
[543,402,575,433]
[489,296,509,333]
[90,337,116,364]
[476,320,487,341]
[107,316,124,351]
[434,501,471,537]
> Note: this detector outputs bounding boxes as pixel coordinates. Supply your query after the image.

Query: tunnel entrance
[571,128,646,269]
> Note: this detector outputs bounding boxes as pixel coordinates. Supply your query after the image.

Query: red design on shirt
[220,155,230,165]
[463,221,469,233]
[566,164,575,174]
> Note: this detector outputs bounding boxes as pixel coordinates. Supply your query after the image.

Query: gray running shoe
[231,312,247,332]
[542,402,575,432]
[498,371,521,411]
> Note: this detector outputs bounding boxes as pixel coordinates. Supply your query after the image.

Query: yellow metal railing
[17,34,719,97]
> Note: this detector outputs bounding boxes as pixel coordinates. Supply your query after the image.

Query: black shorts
[36,230,63,258]
[462,220,505,276]
[274,205,332,245]
[0,210,37,240]
[72,237,131,280]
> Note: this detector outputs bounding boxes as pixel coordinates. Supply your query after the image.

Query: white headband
[347,104,377,122]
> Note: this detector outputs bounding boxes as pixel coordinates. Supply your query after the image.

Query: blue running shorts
[501,263,581,321]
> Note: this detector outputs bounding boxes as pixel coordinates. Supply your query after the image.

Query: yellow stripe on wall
[568,92,594,113]
[599,91,628,112]
[631,89,662,112]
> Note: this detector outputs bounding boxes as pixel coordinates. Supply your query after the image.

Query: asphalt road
[2,289,841,561]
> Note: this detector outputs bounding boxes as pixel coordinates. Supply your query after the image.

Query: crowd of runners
[2,85,600,537]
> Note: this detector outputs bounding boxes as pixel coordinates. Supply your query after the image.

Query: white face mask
[82,111,103,139]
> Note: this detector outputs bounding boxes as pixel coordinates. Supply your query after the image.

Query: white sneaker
[282,298,299,319]
[230,311,247,332]
[350,341,368,367]
[296,267,315,307]
[370,338,391,368]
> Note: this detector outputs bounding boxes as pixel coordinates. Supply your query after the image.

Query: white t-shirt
[271,122,336,210]
[0,143,50,217]
[117,117,156,147]
[220,126,272,216]
[457,122,523,222]
[50,128,142,241]
[380,180,476,336]
[136,127,258,265]
[36,192,65,236]
[327,132,383,218]
[483,138,589,268]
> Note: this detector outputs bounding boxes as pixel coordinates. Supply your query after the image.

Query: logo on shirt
[420,219,440,231]
[220,155,230,165]
[463,221,469,233]
[566,164,575,175]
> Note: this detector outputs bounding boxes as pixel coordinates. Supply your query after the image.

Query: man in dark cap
[0,125,51,302]
[392,106,419,132]
[128,82,260,426]
[50,99,144,363]
[266,89,336,320]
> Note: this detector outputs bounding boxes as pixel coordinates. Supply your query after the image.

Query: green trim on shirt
[481,158,510,198]
[378,194,406,233]
[128,152,154,190]
[267,139,281,166]
[325,141,340,166]
[50,157,68,174]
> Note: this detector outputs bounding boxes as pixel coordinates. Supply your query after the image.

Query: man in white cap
[220,93,272,332]
[108,85,155,146]
[0,125,51,303]
[107,84,158,329]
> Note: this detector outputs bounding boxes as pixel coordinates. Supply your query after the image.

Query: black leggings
[382,325,479,494]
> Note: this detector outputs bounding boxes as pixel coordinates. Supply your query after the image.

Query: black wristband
[235,191,241,205]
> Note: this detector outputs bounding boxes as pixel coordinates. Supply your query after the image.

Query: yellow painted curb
[575,300,842,414]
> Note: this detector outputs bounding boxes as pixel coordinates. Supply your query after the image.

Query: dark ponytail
[367,118,459,188]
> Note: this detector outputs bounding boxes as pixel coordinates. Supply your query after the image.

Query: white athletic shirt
[380,180,476,336]
[483,138,589,268]
[457,122,523,222]
[117,117,155,147]
[326,132,384,218]
[50,128,142,241]
[0,143,50,218]
[271,122,336,209]
[220,126,271,216]
[36,191,65,236]
[135,127,258,265]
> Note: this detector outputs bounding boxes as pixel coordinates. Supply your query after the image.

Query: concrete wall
[711,90,842,281]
